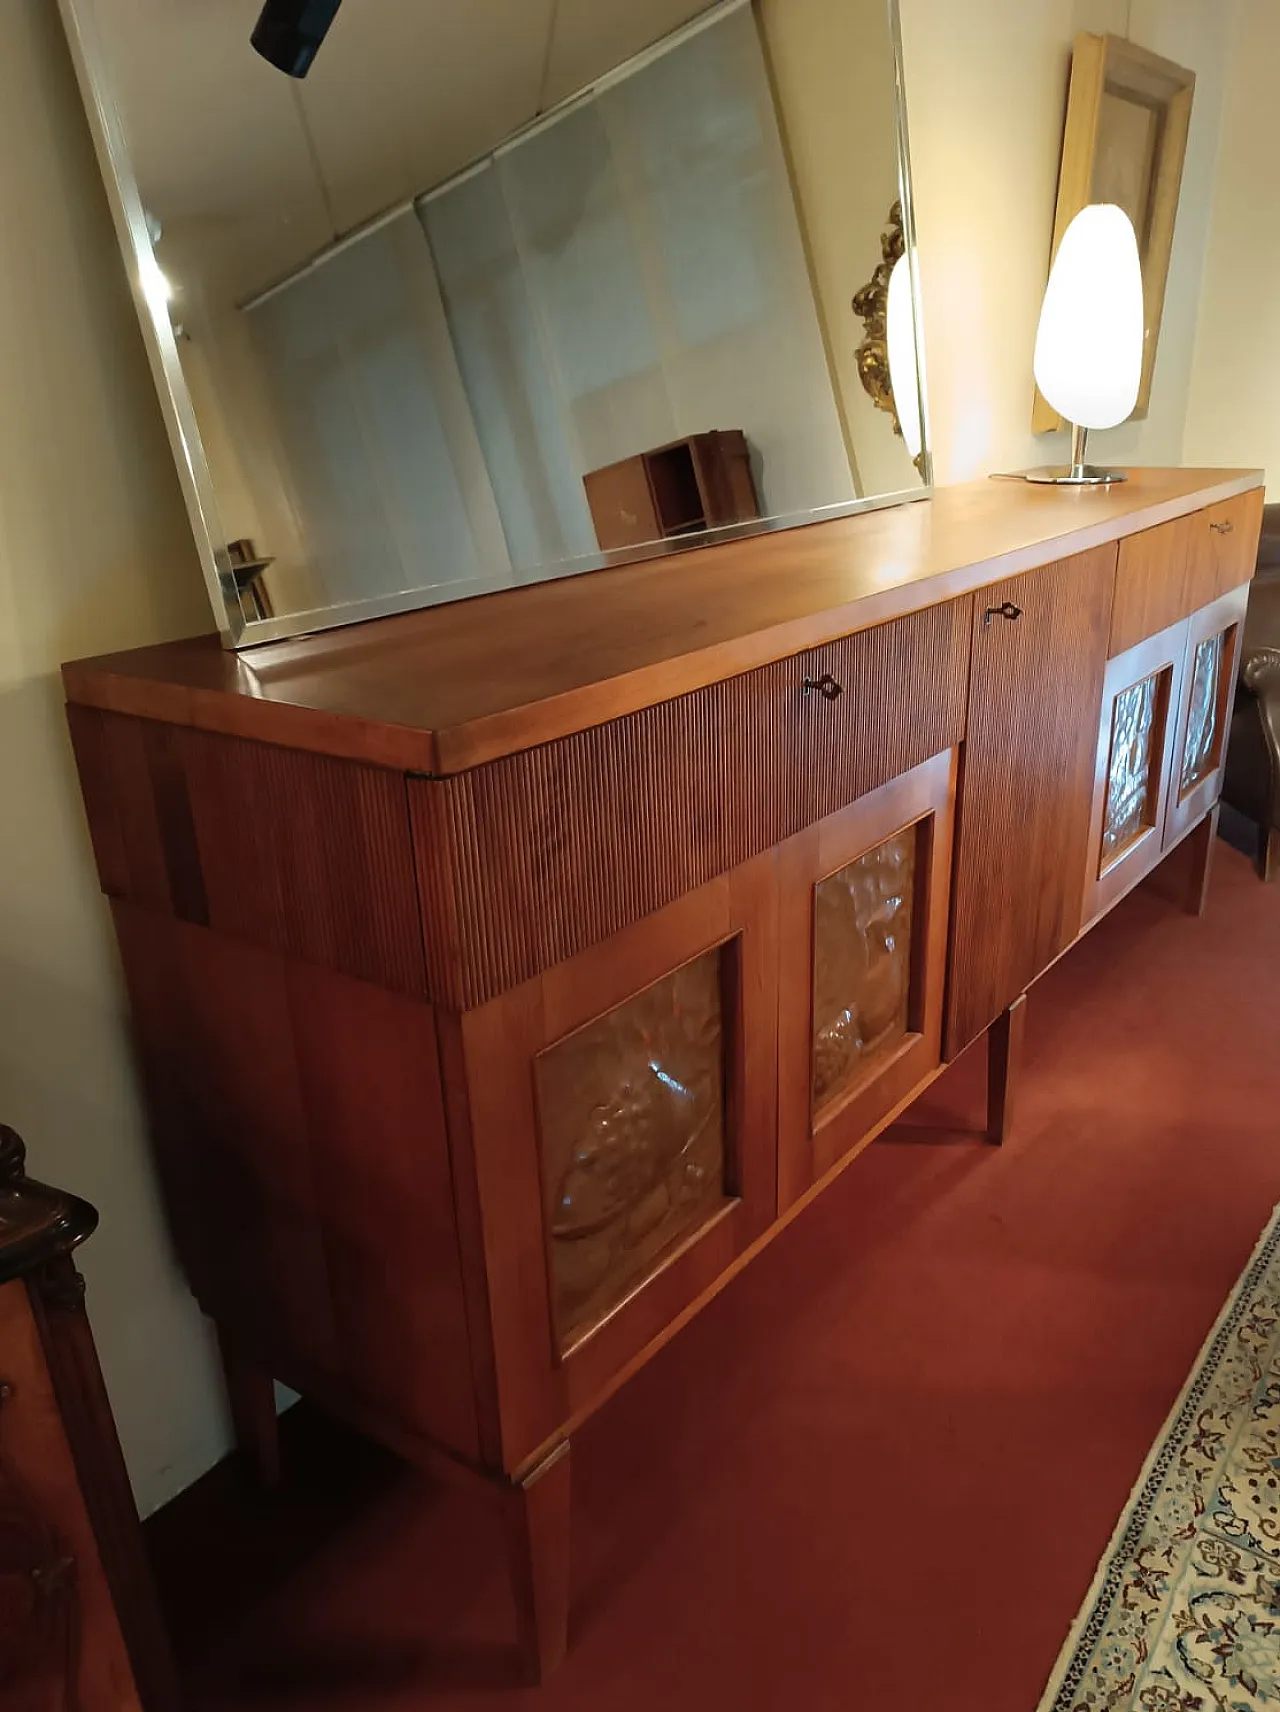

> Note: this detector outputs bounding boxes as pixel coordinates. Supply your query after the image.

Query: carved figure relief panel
[1179,631,1224,797]
[534,948,729,1348]
[811,830,916,1114]
[1102,668,1168,866]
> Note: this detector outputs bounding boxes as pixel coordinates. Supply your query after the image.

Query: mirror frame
[59,0,932,649]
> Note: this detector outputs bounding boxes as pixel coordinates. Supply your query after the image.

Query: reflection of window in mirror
[64,0,928,645]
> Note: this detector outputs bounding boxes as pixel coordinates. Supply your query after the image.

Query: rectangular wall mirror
[60,0,930,647]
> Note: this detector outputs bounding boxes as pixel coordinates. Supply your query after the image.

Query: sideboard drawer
[1111,492,1262,657]
[1191,491,1264,608]
[410,598,971,1009]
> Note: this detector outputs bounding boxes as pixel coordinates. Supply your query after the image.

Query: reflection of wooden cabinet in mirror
[61,469,1263,1681]
[583,431,761,552]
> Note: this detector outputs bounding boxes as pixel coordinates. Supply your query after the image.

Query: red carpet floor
[149,840,1280,1711]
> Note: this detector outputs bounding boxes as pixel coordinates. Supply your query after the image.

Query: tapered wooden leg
[1262,823,1280,884]
[216,1327,280,1489]
[1183,802,1219,916]
[502,1439,571,1684]
[986,993,1027,1147]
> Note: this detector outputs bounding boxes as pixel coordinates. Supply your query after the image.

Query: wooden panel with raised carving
[812,832,915,1115]
[946,547,1116,1057]
[779,749,956,1208]
[449,852,778,1471]
[1163,584,1249,852]
[1082,617,1187,929]
[1102,671,1169,865]
[535,947,729,1350]
[409,599,970,1011]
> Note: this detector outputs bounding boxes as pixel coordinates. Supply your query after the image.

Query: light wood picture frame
[1033,33,1195,433]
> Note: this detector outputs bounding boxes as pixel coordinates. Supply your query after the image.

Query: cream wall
[0,0,230,1513]
[899,0,1235,484]
[1183,0,1277,491]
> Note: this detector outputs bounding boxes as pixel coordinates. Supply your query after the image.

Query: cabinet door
[946,546,1115,1057]
[777,750,956,1210]
[451,851,777,1470]
[1081,617,1188,927]
[1163,585,1248,850]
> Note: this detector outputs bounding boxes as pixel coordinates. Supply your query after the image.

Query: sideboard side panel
[67,710,428,999]
[111,903,480,1461]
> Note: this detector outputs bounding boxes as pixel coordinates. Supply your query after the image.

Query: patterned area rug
[1039,1205,1280,1712]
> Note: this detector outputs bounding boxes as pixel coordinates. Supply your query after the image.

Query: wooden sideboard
[63,469,1263,1680]
[0,1130,176,1712]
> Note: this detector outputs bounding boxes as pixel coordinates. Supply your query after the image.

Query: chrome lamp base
[1009,423,1127,487]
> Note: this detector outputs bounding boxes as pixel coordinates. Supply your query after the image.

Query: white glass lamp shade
[1033,204,1143,430]
[886,256,923,460]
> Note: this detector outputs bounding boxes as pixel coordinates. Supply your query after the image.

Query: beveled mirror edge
[58,0,243,643]
[890,0,934,491]
[58,0,933,653]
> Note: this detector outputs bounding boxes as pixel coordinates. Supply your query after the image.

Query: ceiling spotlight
[251,0,343,79]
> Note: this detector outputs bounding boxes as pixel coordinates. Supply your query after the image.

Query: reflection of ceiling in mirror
[91,0,717,305]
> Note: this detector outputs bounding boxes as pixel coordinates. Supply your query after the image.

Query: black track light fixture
[251,0,343,78]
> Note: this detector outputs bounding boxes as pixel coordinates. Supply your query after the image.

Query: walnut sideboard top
[63,470,1263,775]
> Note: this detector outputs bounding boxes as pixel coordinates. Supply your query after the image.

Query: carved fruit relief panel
[811,829,916,1114]
[1103,670,1163,864]
[534,948,728,1346]
[1180,632,1225,796]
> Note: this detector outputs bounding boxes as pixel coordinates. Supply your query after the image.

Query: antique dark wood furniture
[1223,501,1280,879]
[0,1128,177,1712]
[583,429,760,551]
[61,468,1263,1682]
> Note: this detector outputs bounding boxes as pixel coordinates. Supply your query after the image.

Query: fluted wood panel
[409,600,971,1009]
[946,547,1116,1056]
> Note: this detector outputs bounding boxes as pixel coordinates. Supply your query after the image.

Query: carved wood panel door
[1163,585,1248,851]
[945,545,1116,1058]
[776,749,957,1211]
[450,849,778,1472]
[1080,616,1189,930]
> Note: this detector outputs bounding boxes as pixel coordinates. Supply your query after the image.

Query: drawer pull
[803,672,843,701]
[983,601,1023,628]
[1210,519,1234,535]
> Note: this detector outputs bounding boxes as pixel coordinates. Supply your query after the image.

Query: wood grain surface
[111,904,480,1462]
[62,471,1261,775]
[409,599,969,1009]
[1111,489,1262,656]
[945,545,1118,1056]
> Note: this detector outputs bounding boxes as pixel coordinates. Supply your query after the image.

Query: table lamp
[1024,202,1144,485]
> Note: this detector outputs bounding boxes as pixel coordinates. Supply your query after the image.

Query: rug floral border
[1040,1205,1280,1712]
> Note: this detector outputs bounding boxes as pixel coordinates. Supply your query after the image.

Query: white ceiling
[87,0,717,302]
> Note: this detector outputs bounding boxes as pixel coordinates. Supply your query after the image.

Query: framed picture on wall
[1033,33,1195,432]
